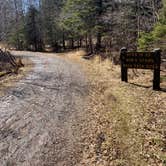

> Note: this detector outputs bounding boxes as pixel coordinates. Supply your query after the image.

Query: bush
[138,24,166,51]
[153,24,166,39]
[138,32,154,51]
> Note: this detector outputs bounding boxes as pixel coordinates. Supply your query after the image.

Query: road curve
[0,52,88,166]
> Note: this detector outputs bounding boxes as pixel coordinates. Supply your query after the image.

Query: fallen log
[0,49,24,75]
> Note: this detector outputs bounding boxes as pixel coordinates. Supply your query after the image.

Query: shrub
[138,32,154,51]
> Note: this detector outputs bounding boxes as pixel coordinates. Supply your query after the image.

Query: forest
[0,0,165,55]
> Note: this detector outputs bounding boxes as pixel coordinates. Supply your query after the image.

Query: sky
[23,0,40,10]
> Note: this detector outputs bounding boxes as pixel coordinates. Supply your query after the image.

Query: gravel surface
[0,52,89,166]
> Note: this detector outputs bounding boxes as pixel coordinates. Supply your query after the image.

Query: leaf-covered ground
[63,50,166,166]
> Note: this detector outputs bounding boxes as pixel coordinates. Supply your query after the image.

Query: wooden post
[120,47,128,82]
[153,48,161,90]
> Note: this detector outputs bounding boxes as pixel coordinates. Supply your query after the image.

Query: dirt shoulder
[63,50,166,166]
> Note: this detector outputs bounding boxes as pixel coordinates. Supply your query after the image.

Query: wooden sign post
[120,47,161,90]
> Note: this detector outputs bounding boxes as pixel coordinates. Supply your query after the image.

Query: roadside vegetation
[63,50,166,166]
[0,49,24,75]
[0,49,32,96]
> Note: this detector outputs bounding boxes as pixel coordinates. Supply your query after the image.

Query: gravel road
[0,52,89,166]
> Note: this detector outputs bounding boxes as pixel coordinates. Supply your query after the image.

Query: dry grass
[0,56,33,96]
[63,50,166,166]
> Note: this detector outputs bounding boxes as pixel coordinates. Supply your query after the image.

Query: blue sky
[23,0,40,10]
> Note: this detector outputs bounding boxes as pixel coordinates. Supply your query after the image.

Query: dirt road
[0,52,89,166]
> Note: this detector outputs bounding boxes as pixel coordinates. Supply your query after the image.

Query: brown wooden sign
[120,48,161,90]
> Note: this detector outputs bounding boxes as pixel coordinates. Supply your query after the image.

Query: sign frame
[120,47,161,90]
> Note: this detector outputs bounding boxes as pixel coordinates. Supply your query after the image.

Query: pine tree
[25,5,43,51]
[60,0,108,52]
[40,0,62,50]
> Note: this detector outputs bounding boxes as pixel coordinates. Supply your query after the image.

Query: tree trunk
[96,32,102,51]
[62,32,66,50]
[79,38,82,47]
[13,0,20,50]
[89,34,93,54]
[95,0,103,52]
[77,40,80,48]
[85,34,88,50]
[71,38,74,49]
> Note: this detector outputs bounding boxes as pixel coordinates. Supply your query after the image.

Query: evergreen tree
[40,0,62,50]
[0,0,164,52]
[60,0,109,52]
[25,5,43,51]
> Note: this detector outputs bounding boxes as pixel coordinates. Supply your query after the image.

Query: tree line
[0,0,165,54]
